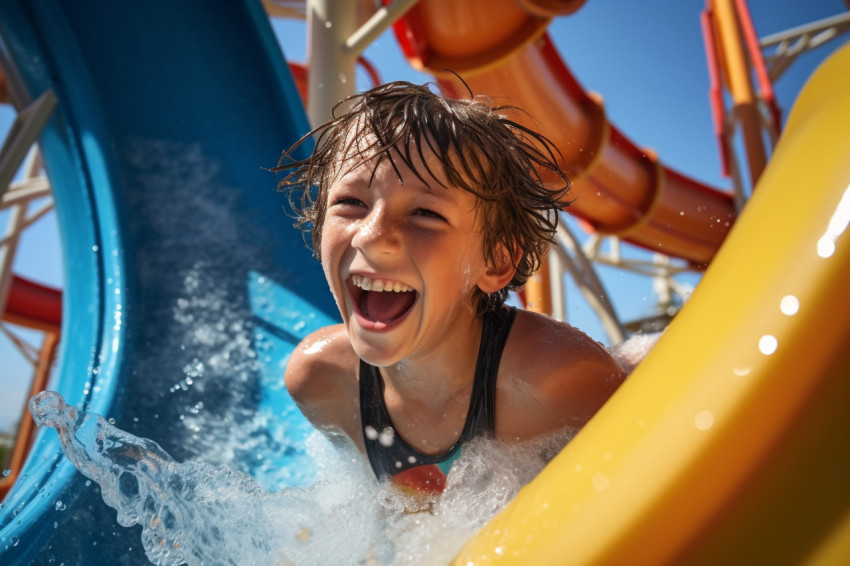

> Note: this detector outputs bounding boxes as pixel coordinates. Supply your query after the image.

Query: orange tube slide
[391,0,736,267]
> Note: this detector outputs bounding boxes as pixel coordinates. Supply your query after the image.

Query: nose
[351,204,401,256]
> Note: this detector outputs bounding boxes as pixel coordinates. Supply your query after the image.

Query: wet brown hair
[275,80,570,314]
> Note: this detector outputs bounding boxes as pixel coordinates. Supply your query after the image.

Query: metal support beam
[0,89,56,201]
[760,12,850,82]
[0,145,53,323]
[0,331,59,500]
[307,0,358,127]
[306,0,420,127]
[554,219,625,344]
[712,0,767,187]
[345,0,420,56]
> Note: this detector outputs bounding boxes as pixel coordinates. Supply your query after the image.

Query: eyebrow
[335,156,474,207]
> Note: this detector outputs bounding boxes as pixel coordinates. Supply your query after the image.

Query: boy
[276,81,624,495]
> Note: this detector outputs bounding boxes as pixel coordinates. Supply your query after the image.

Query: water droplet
[55,500,66,511]
[378,428,395,447]
[364,425,378,440]
[695,410,714,431]
[92,245,99,252]
[592,473,610,491]
[759,335,778,355]
[2,469,10,477]
[324,20,333,28]
[780,295,799,316]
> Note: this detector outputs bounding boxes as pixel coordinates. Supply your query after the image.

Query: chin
[348,330,405,368]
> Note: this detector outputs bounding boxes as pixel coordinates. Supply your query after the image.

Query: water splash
[28,391,380,565]
[610,331,662,373]
[29,391,574,565]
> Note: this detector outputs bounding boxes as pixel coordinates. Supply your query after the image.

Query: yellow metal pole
[712,0,767,186]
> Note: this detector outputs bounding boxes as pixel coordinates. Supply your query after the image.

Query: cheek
[320,258,345,313]
[318,227,339,291]
[318,217,344,261]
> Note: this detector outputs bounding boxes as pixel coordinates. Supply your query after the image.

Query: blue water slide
[0,2,337,563]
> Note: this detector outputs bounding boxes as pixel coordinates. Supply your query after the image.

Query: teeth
[352,274,412,293]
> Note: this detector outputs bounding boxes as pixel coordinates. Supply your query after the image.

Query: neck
[380,312,484,405]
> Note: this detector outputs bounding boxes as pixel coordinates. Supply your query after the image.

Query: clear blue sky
[0,0,846,433]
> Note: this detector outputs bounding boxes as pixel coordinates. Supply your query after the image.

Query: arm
[284,324,363,449]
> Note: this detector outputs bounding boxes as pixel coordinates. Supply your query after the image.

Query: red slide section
[4,276,61,333]
[391,0,736,267]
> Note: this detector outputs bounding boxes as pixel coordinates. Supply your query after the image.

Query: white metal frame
[760,11,850,83]
[0,89,56,367]
[305,0,420,127]
[551,218,694,344]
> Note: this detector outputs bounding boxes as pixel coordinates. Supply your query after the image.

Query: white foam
[609,331,662,374]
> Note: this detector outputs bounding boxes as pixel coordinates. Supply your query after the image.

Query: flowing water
[29,391,573,565]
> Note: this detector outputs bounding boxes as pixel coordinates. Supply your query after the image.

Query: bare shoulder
[285,324,357,394]
[498,310,625,437]
[285,324,361,440]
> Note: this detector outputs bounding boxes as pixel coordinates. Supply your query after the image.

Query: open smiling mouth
[349,274,418,326]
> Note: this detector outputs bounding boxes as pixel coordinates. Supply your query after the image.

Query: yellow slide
[455,41,850,565]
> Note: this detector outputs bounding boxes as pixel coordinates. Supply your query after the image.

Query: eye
[413,208,447,222]
[331,197,365,208]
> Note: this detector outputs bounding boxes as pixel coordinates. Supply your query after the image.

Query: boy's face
[320,144,494,367]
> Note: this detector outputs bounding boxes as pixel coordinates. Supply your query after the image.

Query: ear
[477,242,523,294]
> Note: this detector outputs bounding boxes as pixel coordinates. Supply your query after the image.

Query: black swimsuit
[359,306,517,480]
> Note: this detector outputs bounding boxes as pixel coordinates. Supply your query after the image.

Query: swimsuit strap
[359,306,517,479]
[459,304,517,442]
